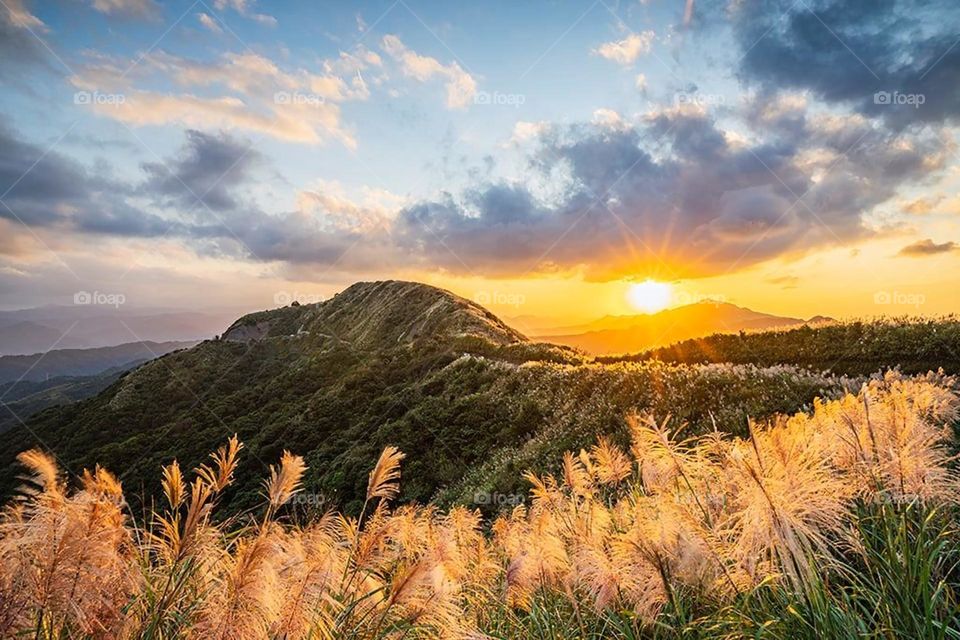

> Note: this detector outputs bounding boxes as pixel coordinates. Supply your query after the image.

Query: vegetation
[618,316,960,375]
[1,371,958,639]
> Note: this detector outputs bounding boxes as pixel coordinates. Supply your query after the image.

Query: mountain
[536,301,831,355]
[0,281,853,516]
[0,322,67,355]
[0,340,197,383]
[0,307,241,356]
[0,368,130,434]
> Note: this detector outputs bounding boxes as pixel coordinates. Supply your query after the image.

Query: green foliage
[610,317,960,375]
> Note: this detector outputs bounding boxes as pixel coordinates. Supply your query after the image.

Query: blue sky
[0,0,958,319]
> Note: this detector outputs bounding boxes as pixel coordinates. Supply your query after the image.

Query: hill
[620,317,960,375]
[0,281,850,517]
[0,367,130,434]
[537,301,828,354]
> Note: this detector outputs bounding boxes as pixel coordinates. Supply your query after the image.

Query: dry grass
[0,371,956,639]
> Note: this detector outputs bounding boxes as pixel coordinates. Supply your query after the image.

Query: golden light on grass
[627,279,672,313]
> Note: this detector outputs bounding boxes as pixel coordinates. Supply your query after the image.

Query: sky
[0,0,958,323]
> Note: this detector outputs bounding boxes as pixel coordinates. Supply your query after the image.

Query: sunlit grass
[0,371,958,638]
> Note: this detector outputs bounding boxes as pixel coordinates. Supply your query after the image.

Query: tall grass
[0,371,957,639]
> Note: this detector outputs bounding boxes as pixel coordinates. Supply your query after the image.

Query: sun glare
[627,280,672,313]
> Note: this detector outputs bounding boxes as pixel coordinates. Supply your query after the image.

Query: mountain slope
[0,281,850,517]
[622,317,960,375]
[537,302,827,355]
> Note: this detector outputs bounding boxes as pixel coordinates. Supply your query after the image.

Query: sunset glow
[627,280,672,314]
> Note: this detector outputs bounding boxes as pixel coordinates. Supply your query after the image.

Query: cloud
[90,0,159,19]
[69,49,373,146]
[0,0,54,79]
[897,239,958,257]
[593,31,655,65]
[0,123,173,238]
[140,130,262,212]
[381,35,477,108]
[212,0,275,27]
[393,103,949,280]
[730,0,960,129]
[197,12,222,33]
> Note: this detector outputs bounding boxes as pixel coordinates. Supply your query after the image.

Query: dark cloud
[0,123,175,240]
[140,130,262,213]
[897,238,958,257]
[0,2,56,81]
[0,104,953,282]
[730,0,960,129]
[393,106,943,280]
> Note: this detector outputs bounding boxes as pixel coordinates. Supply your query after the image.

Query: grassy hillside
[612,317,960,375]
[0,282,850,517]
[2,373,958,639]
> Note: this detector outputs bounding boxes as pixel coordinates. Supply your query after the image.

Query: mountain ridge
[536,301,833,355]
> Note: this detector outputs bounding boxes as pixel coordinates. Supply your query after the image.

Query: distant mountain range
[0,341,197,434]
[534,302,833,355]
[0,306,241,356]
[0,340,197,384]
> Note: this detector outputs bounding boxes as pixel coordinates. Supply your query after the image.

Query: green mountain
[0,281,944,517]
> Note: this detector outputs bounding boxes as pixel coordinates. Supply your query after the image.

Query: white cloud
[594,31,655,65]
[90,0,159,18]
[212,0,275,27]
[635,73,648,92]
[505,120,549,146]
[197,12,222,33]
[381,34,477,109]
[69,48,379,147]
[3,0,47,30]
[592,108,624,128]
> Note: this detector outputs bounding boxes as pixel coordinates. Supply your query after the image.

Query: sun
[627,280,672,313]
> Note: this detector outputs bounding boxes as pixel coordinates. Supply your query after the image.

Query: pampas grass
[0,371,958,639]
